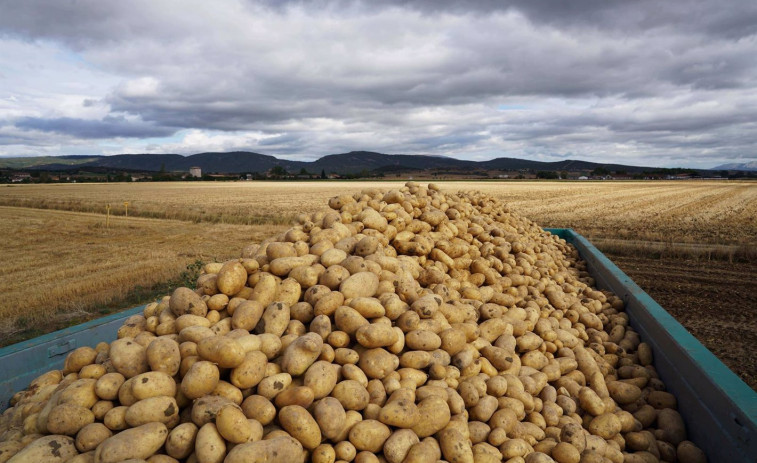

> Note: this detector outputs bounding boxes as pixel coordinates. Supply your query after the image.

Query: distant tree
[270,166,288,177]
[160,163,166,173]
[591,167,610,176]
[299,168,309,175]
[321,169,326,179]
[536,171,559,179]
[560,171,568,180]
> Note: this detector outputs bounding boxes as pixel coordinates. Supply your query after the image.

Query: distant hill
[712,161,757,172]
[0,150,711,175]
[0,155,102,169]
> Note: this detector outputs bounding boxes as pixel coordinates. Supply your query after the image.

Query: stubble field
[1,180,755,387]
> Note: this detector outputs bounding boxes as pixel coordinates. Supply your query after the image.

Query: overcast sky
[1,0,755,168]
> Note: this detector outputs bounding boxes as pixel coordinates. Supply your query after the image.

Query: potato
[197,336,245,368]
[109,338,149,379]
[258,302,291,337]
[348,419,391,452]
[125,396,179,427]
[195,423,226,463]
[230,351,267,389]
[588,413,622,439]
[355,324,398,348]
[340,272,379,299]
[170,287,208,317]
[254,372,290,399]
[677,440,706,463]
[146,337,181,376]
[378,388,419,428]
[578,387,605,416]
[165,423,198,460]
[279,405,322,449]
[657,408,686,446]
[131,371,176,400]
[314,397,347,442]
[231,301,265,331]
[217,261,247,296]
[551,442,580,463]
[332,380,370,410]
[224,436,304,463]
[103,406,128,431]
[281,333,324,375]
[305,361,339,399]
[215,405,252,444]
[75,423,112,452]
[358,348,399,379]
[181,361,220,399]
[383,429,419,463]
[46,403,94,435]
[241,395,276,425]
[0,442,23,463]
[64,347,98,374]
[94,422,168,463]
[439,429,474,463]
[67,453,95,463]
[604,380,640,405]
[6,435,77,463]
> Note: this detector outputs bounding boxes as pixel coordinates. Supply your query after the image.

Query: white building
[189,167,202,178]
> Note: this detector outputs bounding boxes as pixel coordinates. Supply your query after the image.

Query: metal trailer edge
[0,229,754,460]
[544,228,756,462]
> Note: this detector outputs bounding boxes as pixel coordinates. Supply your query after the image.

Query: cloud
[0,0,755,168]
[13,116,176,139]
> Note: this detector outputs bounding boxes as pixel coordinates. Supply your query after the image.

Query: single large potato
[225,436,304,463]
[94,422,168,463]
[216,261,247,296]
[7,436,77,463]
[109,338,149,379]
[169,287,208,317]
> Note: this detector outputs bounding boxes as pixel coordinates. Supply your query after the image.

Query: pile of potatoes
[0,183,708,463]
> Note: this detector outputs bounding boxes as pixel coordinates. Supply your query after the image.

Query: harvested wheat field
[0,206,280,344]
[1,180,755,389]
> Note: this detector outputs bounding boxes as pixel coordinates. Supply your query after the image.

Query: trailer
[0,229,754,461]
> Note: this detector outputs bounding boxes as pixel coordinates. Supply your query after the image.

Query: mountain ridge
[712,161,757,172]
[0,151,721,174]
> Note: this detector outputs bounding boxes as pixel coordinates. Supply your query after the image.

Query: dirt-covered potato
[216,261,247,296]
[196,336,245,368]
[195,422,226,463]
[6,435,77,462]
[180,361,219,399]
[165,423,198,460]
[125,396,179,427]
[224,436,303,463]
[279,405,321,450]
[109,338,149,379]
[46,403,95,435]
[75,423,113,452]
[145,337,181,376]
[94,422,168,463]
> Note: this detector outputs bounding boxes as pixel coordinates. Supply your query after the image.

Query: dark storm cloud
[14,116,176,139]
[0,0,755,167]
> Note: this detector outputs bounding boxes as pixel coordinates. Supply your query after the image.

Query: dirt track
[606,254,757,391]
